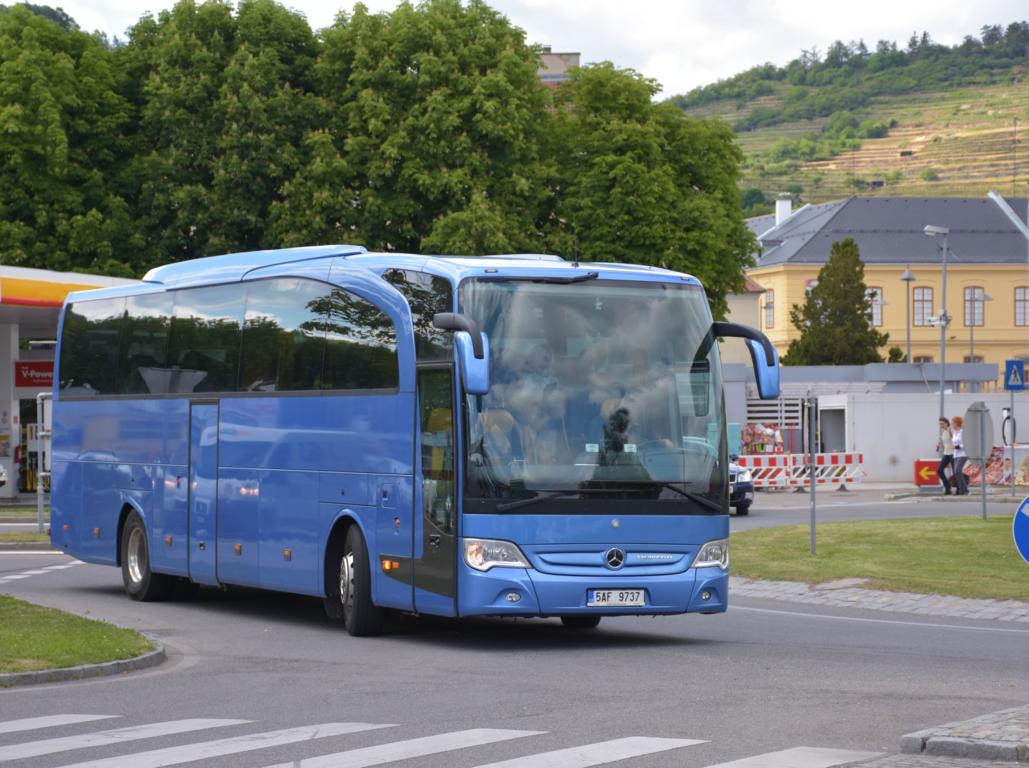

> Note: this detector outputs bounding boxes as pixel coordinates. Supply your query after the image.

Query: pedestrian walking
[937,417,955,495]
[951,415,969,495]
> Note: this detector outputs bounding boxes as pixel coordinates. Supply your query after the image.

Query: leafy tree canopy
[782,237,890,365]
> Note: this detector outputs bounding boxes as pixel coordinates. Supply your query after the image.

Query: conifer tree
[782,237,889,365]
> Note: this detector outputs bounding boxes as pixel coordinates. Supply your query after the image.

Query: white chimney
[775,197,792,226]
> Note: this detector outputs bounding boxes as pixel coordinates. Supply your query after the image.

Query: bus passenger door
[414,368,457,615]
[188,402,219,585]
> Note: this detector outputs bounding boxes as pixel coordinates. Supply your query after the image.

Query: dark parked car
[729,459,753,515]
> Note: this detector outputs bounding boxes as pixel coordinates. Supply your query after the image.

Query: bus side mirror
[433,313,491,395]
[455,332,490,395]
[710,321,780,400]
[745,339,780,400]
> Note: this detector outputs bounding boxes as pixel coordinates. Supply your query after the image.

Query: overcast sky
[61,0,1027,97]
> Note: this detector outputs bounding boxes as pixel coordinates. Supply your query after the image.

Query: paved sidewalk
[730,577,1029,623]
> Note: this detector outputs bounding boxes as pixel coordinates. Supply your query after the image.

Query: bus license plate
[587,589,645,607]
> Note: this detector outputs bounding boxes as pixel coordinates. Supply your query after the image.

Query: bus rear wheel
[336,526,384,637]
[120,511,173,602]
[560,615,601,629]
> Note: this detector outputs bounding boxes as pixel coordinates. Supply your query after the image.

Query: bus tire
[560,615,601,629]
[339,526,384,636]
[120,511,173,602]
[734,502,750,516]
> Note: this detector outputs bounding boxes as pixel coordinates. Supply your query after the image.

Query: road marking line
[468,736,707,768]
[0,719,249,761]
[0,551,67,555]
[0,715,119,735]
[55,723,394,768]
[19,569,50,575]
[261,728,544,768]
[700,746,884,767]
[736,606,1029,634]
[1,574,31,580]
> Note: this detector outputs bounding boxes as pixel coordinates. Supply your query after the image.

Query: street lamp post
[900,265,916,362]
[924,225,950,422]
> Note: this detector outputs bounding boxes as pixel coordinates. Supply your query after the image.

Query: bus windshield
[461,278,726,513]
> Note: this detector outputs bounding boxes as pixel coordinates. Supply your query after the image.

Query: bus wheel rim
[340,552,355,617]
[127,527,145,584]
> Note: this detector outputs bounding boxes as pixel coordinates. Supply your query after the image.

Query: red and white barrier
[735,453,791,488]
[737,452,863,488]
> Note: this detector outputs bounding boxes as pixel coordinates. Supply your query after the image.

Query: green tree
[546,63,755,316]
[122,0,317,266]
[782,237,890,365]
[270,0,550,254]
[0,5,135,274]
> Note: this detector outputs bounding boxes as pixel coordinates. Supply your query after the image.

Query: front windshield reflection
[461,279,726,510]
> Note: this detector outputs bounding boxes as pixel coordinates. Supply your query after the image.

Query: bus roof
[68,246,702,304]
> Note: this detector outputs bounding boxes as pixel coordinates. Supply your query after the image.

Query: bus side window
[168,285,245,394]
[122,293,173,395]
[321,288,399,390]
[383,270,453,362]
[239,278,327,392]
[59,298,126,396]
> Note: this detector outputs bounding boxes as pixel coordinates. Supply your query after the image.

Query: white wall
[844,392,1026,482]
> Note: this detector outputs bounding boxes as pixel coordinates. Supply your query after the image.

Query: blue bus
[50,246,779,635]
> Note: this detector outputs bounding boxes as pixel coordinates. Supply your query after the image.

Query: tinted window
[240,279,328,392]
[59,298,125,396]
[322,287,399,390]
[168,285,244,393]
[383,270,453,361]
[122,293,173,395]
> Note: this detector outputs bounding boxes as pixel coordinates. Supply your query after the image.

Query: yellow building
[745,196,1029,382]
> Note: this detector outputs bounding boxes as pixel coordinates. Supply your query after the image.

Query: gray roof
[748,197,1029,268]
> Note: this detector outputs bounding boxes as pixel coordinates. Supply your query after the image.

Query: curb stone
[0,641,165,688]
[900,704,1029,762]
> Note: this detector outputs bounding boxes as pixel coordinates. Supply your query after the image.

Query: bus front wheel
[120,511,173,602]
[335,526,384,637]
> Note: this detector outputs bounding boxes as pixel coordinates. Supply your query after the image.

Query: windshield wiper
[655,483,724,514]
[484,271,599,285]
[494,487,612,512]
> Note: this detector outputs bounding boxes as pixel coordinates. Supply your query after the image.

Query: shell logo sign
[15,361,53,388]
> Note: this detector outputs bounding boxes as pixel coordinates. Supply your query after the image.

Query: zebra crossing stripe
[0,719,249,761]
[0,715,119,735]
[469,736,707,768]
[54,722,393,768]
[260,727,544,768]
[699,746,885,768]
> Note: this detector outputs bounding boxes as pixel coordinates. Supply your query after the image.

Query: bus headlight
[694,539,729,569]
[463,538,531,571]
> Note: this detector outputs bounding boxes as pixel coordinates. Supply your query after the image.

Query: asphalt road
[1,492,1027,768]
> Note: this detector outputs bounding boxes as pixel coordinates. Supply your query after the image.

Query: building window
[913,355,934,364]
[913,287,933,327]
[1016,287,1029,327]
[762,289,774,329]
[964,286,986,327]
[866,287,884,327]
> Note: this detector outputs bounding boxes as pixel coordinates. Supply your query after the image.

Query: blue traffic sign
[1004,360,1026,391]
[1016,497,1029,565]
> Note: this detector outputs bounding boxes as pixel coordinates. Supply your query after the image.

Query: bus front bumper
[457,565,728,617]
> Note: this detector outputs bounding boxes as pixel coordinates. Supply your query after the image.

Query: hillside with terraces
[671,24,1029,207]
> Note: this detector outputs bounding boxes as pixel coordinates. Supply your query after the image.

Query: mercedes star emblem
[605,547,625,569]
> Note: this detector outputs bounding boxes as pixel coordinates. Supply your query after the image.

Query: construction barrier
[737,453,864,488]
[734,453,791,488]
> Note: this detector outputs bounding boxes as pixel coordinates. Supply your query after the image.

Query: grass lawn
[0,506,49,520]
[0,532,50,543]
[731,516,1029,602]
[0,595,153,675]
